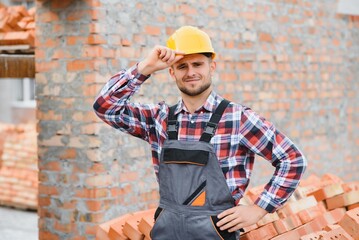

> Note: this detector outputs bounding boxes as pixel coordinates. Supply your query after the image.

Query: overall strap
[167,104,178,140]
[200,99,230,143]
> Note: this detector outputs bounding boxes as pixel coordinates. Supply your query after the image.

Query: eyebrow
[176,61,205,68]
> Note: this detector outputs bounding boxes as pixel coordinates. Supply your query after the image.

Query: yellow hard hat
[167,26,216,59]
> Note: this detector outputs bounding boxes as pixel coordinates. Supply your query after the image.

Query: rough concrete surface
[0,206,38,240]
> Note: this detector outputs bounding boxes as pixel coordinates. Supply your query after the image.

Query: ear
[168,67,175,79]
[210,61,216,75]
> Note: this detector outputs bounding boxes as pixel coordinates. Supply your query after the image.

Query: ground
[0,206,38,240]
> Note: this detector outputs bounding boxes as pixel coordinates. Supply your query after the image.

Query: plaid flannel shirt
[93,64,307,213]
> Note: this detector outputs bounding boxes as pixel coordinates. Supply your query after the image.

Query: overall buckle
[204,122,217,136]
[167,120,178,132]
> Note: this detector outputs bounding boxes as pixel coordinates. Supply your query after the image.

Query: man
[94,26,307,239]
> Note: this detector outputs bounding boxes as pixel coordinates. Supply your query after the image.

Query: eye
[193,62,203,67]
[177,65,187,70]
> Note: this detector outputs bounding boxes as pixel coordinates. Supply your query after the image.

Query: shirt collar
[174,91,223,115]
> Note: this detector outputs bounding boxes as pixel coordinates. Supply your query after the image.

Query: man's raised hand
[138,45,184,76]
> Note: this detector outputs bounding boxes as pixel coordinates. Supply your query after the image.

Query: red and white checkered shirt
[93,64,307,213]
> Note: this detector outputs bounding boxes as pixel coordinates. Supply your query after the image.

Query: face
[169,54,216,97]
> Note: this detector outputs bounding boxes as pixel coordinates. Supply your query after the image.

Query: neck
[181,88,212,114]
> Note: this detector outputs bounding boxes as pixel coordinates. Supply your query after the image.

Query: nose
[186,66,196,77]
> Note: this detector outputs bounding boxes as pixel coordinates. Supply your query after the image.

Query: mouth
[184,78,200,83]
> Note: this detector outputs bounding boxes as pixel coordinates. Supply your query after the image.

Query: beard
[177,78,212,97]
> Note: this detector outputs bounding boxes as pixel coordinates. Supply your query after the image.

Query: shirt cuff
[254,193,281,213]
[126,63,150,83]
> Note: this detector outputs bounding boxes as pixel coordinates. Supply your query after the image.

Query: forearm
[93,64,153,138]
[255,140,307,212]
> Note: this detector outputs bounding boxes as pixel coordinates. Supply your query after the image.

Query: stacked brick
[0,3,35,47]
[96,174,359,240]
[0,123,38,210]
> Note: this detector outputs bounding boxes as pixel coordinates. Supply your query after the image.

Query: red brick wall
[35,0,359,239]
[0,123,37,209]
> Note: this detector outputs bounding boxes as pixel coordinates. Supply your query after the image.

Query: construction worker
[93,26,307,239]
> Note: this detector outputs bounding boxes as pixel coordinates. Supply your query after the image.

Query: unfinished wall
[35,0,359,239]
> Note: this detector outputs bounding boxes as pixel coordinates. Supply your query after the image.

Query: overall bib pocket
[163,148,209,165]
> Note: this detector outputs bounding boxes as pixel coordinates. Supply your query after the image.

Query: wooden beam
[0,54,35,78]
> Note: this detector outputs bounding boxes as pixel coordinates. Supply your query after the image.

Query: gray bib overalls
[151,100,238,240]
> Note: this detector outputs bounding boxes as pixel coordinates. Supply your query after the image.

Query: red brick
[259,32,273,42]
[86,34,107,45]
[82,46,115,58]
[74,188,109,198]
[85,174,112,187]
[309,183,344,201]
[85,200,102,212]
[144,25,161,35]
[40,38,59,48]
[17,20,27,29]
[59,148,77,160]
[37,11,59,22]
[277,195,318,218]
[257,212,280,226]
[67,60,94,72]
[311,208,346,230]
[107,214,132,240]
[0,31,34,45]
[6,13,22,31]
[326,190,359,210]
[123,215,144,240]
[296,221,322,237]
[51,49,73,59]
[39,231,60,240]
[321,226,354,240]
[25,21,35,30]
[120,38,131,47]
[51,0,74,9]
[273,214,303,234]
[323,224,340,231]
[66,36,86,45]
[300,231,326,240]
[36,61,60,73]
[242,223,258,233]
[66,10,90,21]
[347,202,359,210]
[138,209,156,239]
[97,214,128,240]
[0,17,12,32]
[179,3,197,15]
[54,220,76,234]
[321,173,344,184]
[297,204,323,224]
[244,222,278,240]
[271,229,300,240]
[338,207,359,239]
[79,212,105,223]
[343,182,359,192]
[9,5,29,17]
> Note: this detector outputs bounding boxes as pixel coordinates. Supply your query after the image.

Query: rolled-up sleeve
[239,107,307,213]
[93,64,165,141]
